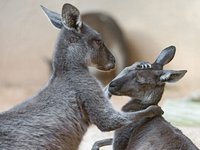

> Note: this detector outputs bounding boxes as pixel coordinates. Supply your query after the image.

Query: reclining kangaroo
[0,4,163,150]
[92,46,199,150]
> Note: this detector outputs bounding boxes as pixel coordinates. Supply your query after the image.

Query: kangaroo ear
[61,3,82,30]
[41,5,62,29]
[154,46,176,66]
[160,70,187,83]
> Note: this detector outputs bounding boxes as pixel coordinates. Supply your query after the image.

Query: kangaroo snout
[106,62,115,70]
[96,50,115,71]
[98,60,115,71]
[109,81,117,88]
[105,54,116,70]
[105,50,116,69]
[108,81,121,95]
[110,54,116,64]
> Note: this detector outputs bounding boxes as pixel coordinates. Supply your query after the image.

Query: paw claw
[147,64,152,68]
[136,62,152,69]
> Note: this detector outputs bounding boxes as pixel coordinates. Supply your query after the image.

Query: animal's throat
[132,99,153,110]
[52,47,88,75]
[122,99,158,112]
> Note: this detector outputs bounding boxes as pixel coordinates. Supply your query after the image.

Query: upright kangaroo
[44,12,129,84]
[92,46,199,150]
[0,4,163,150]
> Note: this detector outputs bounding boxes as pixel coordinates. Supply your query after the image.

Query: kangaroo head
[108,46,187,104]
[41,4,115,71]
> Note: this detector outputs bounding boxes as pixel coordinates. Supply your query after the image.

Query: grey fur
[43,10,130,84]
[0,4,163,150]
[92,46,198,150]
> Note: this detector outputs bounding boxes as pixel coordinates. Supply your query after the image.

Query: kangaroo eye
[95,39,103,45]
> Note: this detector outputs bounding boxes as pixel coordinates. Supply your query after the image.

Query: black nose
[109,81,117,88]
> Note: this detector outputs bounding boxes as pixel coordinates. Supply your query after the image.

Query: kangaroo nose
[109,81,117,88]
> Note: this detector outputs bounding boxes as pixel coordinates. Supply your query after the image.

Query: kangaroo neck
[52,29,89,76]
[123,87,164,112]
[52,52,88,76]
[122,99,159,112]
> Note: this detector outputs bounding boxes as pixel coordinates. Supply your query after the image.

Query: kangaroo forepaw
[146,105,164,118]
[136,61,152,69]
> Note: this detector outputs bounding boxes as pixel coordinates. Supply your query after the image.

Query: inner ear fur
[160,70,187,83]
[61,3,82,30]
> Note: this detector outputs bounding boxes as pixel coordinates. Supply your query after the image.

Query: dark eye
[95,39,103,45]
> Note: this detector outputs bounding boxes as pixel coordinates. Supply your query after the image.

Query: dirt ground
[0,0,200,149]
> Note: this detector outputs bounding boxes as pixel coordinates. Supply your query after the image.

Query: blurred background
[0,0,200,149]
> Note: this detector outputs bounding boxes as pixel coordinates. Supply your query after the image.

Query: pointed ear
[154,46,176,66]
[160,70,187,83]
[41,5,62,29]
[61,3,82,30]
